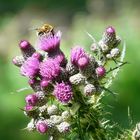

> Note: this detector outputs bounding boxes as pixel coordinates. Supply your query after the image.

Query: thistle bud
[110,48,120,58]
[84,84,96,96]
[69,73,86,85]
[35,91,46,106]
[90,43,98,52]
[19,40,36,59]
[25,94,38,106]
[98,40,109,53]
[57,122,70,133]
[24,105,38,118]
[12,56,25,67]
[47,105,58,116]
[102,26,116,47]
[66,62,79,76]
[96,66,106,77]
[50,115,63,125]
[39,104,48,117]
[77,56,89,69]
[36,120,48,134]
[80,59,95,78]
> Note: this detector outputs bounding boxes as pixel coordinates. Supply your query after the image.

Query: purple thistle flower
[77,56,89,69]
[48,50,67,67]
[37,31,61,52]
[71,46,89,68]
[19,40,30,49]
[96,66,106,77]
[25,94,38,106]
[54,52,66,66]
[54,82,73,103]
[19,40,36,59]
[102,26,116,46]
[40,79,51,88]
[39,59,61,80]
[24,104,34,111]
[20,53,40,78]
[106,26,115,34]
[36,121,48,134]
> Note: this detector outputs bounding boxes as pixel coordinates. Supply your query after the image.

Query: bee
[36,23,54,36]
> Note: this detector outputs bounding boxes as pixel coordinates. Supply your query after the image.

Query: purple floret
[54,82,73,103]
[36,120,48,134]
[37,31,61,52]
[20,53,40,78]
[70,46,89,68]
[39,59,61,80]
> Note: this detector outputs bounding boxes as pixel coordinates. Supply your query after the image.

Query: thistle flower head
[36,120,48,134]
[101,26,116,47]
[48,50,66,67]
[19,40,36,59]
[25,94,38,106]
[77,56,89,69]
[53,51,66,67]
[106,26,116,34]
[12,55,25,67]
[96,66,106,77]
[20,54,40,78]
[37,31,61,52]
[39,59,61,80]
[24,104,34,111]
[40,79,51,88]
[54,82,73,103]
[71,46,89,67]
[19,40,30,49]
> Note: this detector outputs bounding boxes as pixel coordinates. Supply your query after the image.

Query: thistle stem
[77,109,84,140]
[106,61,128,74]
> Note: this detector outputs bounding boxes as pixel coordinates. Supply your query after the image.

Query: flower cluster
[12,24,125,139]
[91,26,121,60]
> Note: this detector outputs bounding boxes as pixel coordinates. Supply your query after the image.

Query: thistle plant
[12,24,133,140]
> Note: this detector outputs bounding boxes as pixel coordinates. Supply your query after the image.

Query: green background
[0,0,140,139]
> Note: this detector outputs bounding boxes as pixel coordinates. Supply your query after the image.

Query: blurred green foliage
[0,0,140,140]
